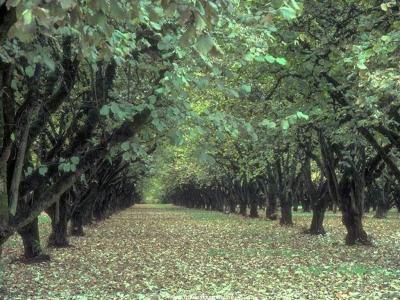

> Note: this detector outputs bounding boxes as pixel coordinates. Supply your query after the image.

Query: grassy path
[1,204,400,299]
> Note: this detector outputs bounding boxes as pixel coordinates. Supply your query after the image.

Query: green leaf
[195,15,207,31]
[43,55,55,71]
[26,166,33,176]
[281,119,290,130]
[196,1,205,15]
[38,166,48,176]
[229,89,240,98]
[290,0,301,10]
[150,22,161,31]
[199,152,215,165]
[241,84,252,94]
[158,35,174,50]
[11,79,17,90]
[110,2,125,18]
[244,52,254,61]
[25,66,35,77]
[63,163,71,172]
[70,156,80,165]
[152,119,165,132]
[265,54,275,63]
[60,0,74,9]
[276,57,287,66]
[22,9,33,25]
[272,0,284,9]
[169,131,184,146]
[110,102,121,115]
[100,105,110,116]
[296,111,309,120]
[121,141,130,151]
[195,35,214,55]
[280,6,297,20]
[122,152,131,161]
[260,119,277,129]
[357,62,368,70]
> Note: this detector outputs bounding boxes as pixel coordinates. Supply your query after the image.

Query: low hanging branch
[0,109,151,245]
[358,127,400,181]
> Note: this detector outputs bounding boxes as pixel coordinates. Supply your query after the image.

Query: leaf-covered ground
[1,204,400,299]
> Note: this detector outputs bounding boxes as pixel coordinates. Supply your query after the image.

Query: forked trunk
[308,194,329,235]
[340,175,371,246]
[342,211,370,245]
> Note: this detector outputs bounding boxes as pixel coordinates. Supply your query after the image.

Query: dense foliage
[0,0,399,297]
[148,0,400,245]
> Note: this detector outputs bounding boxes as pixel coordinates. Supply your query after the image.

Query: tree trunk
[342,210,370,245]
[48,196,69,247]
[215,190,224,212]
[396,198,400,213]
[249,200,258,218]
[70,210,85,236]
[302,198,311,212]
[228,198,236,213]
[307,193,329,235]
[18,218,49,261]
[364,202,370,213]
[266,195,277,220]
[239,201,247,216]
[280,196,293,226]
[340,176,371,246]
[0,158,9,244]
[0,100,10,249]
[374,187,388,219]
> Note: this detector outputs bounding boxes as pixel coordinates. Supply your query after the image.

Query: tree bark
[239,201,247,216]
[237,184,247,216]
[0,5,16,44]
[342,210,370,245]
[307,192,329,235]
[249,200,259,218]
[280,197,293,226]
[374,186,389,219]
[9,107,34,216]
[340,175,371,246]
[17,218,49,261]
[0,63,13,245]
[0,155,8,234]
[228,197,236,213]
[0,110,150,247]
[70,210,84,236]
[47,195,69,247]
[266,194,277,220]
[359,127,400,182]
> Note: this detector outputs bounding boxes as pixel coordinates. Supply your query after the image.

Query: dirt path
[1,204,400,299]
